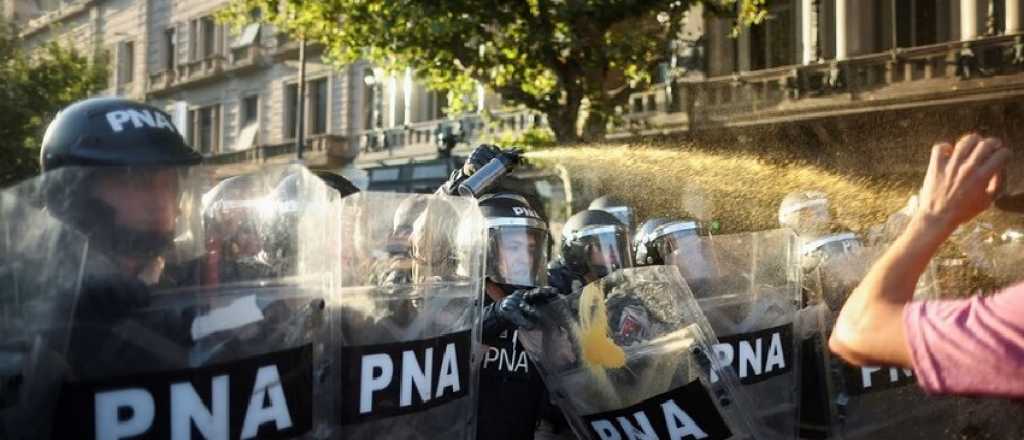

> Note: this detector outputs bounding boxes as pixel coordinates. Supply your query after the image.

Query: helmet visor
[652,221,702,263]
[574,225,633,278]
[487,222,549,288]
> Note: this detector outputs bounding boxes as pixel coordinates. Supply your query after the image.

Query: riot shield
[669,229,803,440]
[0,165,341,439]
[328,192,485,439]
[519,266,757,440]
[810,245,960,440]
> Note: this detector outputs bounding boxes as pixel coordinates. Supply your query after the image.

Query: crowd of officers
[12,96,889,440]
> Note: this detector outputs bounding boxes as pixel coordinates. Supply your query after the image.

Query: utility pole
[295,35,307,160]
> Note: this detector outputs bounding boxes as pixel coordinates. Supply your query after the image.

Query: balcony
[609,33,1024,138]
[205,134,355,172]
[146,47,270,97]
[353,109,543,162]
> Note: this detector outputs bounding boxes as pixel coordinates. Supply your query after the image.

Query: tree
[221,0,765,144]
[0,22,108,187]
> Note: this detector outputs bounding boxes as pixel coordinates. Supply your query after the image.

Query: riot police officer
[476,192,559,440]
[548,209,633,294]
[589,195,636,235]
[633,217,706,267]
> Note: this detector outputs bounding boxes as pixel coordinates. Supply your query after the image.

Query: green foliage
[221,0,765,143]
[482,127,558,152]
[0,22,108,187]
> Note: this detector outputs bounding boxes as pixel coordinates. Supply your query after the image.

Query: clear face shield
[572,225,633,279]
[486,218,550,288]
[46,166,209,283]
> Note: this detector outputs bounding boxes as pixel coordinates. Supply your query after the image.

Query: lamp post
[295,35,307,160]
[363,66,385,149]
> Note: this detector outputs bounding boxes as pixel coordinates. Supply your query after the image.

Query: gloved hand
[496,286,560,330]
[437,144,517,196]
[483,286,560,344]
[74,274,151,322]
[462,144,502,175]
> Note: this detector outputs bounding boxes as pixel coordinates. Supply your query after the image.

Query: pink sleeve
[903,283,1024,397]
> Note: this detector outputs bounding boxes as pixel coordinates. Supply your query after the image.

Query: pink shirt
[904,282,1024,397]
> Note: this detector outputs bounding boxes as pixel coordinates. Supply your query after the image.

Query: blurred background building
[5,0,1024,189]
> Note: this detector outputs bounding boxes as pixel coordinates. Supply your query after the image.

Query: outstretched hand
[916,134,1011,233]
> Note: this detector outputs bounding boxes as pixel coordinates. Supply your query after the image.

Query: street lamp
[362,66,386,149]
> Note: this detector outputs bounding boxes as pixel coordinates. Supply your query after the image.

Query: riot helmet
[40,97,200,172]
[479,193,549,290]
[635,218,705,266]
[409,198,462,282]
[201,174,271,262]
[38,98,202,278]
[313,170,360,198]
[589,195,635,233]
[561,209,633,280]
[778,190,832,237]
[389,196,430,257]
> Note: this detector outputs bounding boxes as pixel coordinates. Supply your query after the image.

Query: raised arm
[829,134,1011,367]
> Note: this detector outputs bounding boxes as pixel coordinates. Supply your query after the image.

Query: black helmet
[40,97,201,171]
[589,195,635,233]
[479,192,549,289]
[634,218,671,265]
[634,218,705,266]
[312,170,360,198]
[561,209,632,279]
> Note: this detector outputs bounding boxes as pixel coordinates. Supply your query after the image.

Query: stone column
[801,0,818,63]
[961,0,979,40]
[836,0,849,59]
[1008,0,1022,33]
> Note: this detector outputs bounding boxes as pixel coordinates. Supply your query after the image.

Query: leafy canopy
[221,0,764,142]
[0,22,108,186]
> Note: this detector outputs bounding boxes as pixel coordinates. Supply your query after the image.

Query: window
[748,0,795,70]
[310,78,328,135]
[188,105,221,154]
[201,17,217,59]
[895,0,951,47]
[285,83,299,139]
[188,20,198,61]
[411,164,448,180]
[242,95,259,125]
[425,90,447,121]
[370,168,401,182]
[164,29,175,69]
[117,41,134,85]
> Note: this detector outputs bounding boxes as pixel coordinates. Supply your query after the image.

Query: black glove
[482,286,560,344]
[497,287,560,329]
[436,144,509,196]
[74,274,151,322]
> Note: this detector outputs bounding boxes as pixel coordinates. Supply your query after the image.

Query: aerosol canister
[457,151,520,198]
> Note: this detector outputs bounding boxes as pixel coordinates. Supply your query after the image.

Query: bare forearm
[859,214,952,304]
[830,215,952,366]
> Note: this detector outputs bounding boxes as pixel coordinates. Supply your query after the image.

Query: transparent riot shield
[0,165,340,439]
[519,266,757,440]
[810,246,960,440]
[669,229,803,440]
[327,192,485,439]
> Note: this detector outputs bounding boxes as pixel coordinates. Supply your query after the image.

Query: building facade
[3,0,543,184]
[6,0,1024,182]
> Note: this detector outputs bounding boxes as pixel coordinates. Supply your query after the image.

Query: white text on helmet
[512,206,540,218]
[106,109,178,133]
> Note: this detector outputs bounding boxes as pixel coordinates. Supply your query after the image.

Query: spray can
[457,151,520,197]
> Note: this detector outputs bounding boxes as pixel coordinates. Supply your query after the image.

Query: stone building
[6,0,1024,184]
